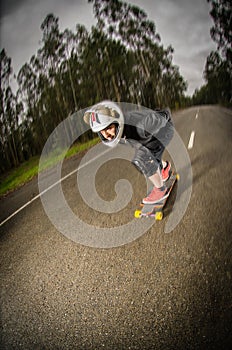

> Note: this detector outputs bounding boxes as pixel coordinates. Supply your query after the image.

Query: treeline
[192,0,231,106]
[0,0,188,174]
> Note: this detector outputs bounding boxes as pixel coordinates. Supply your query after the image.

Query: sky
[0,0,218,96]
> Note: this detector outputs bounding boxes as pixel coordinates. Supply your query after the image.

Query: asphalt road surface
[0,105,232,349]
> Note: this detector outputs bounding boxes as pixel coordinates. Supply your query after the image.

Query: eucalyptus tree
[17,58,48,154]
[61,24,89,112]
[207,0,232,64]
[78,25,136,104]
[78,27,114,103]
[38,13,66,124]
[17,62,38,119]
[204,50,231,104]
[87,0,136,101]
[0,49,21,171]
[39,14,64,76]
[88,0,187,107]
[3,86,20,168]
[61,28,79,112]
[88,0,158,102]
[0,49,12,171]
[206,0,231,104]
[193,0,231,105]
[78,27,109,103]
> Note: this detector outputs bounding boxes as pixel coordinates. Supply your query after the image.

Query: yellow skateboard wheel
[155,211,163,221]
[134,210,142,218]
[176,173,180,181]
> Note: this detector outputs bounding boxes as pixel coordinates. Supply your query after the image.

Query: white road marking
[188,131,195,150]
[0,147,111,227]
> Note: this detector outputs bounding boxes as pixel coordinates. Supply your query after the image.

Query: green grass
[0,138,99,197]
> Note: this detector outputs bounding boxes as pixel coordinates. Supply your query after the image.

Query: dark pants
[132,120,174,177]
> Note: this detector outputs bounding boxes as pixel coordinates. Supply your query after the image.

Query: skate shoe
[143,186,169,204]
[161,161,171,182]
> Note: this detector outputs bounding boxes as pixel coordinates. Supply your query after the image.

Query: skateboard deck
[134,172,179,220]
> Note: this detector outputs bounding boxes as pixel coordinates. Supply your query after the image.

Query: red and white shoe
[161,161,171,182]
[143,186,169,204]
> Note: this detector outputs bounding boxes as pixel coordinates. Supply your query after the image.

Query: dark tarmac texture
[1,106,232,349]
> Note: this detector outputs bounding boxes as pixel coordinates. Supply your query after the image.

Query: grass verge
[0,138,99,197]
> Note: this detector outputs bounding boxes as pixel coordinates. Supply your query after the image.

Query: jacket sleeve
[138,109,171,136]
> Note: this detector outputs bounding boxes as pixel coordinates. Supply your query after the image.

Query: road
[0,105,232,349]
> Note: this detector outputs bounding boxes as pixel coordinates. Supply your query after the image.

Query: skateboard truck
[134,172,179,220]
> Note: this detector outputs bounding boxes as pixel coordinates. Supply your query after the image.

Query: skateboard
[134,172,179,220]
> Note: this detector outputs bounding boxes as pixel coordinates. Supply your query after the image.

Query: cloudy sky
[0,0,217,96]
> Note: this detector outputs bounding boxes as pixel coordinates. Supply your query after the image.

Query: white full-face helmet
[83,100,124,147]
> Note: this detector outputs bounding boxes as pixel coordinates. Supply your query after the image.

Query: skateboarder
[84,101,174,204]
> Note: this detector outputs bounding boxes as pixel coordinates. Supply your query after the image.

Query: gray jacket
[122,108,174,150]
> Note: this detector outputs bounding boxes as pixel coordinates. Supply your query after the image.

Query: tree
[38,14,66,122]
[207,0,231,104]
[88,0,187,107]
[194,1,231,105]
[207,0,232,63]
[1,2,189,174]
[0,49,21,171]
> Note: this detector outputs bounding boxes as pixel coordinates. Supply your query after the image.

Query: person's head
[83,101,124,147]
[99,123,117,141]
